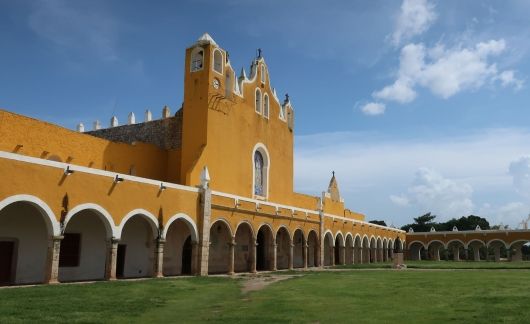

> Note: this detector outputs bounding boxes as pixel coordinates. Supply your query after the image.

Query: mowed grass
[1,267,530,323]
[336,260,530,270]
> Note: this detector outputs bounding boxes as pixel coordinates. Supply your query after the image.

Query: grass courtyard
[1,262,530,323]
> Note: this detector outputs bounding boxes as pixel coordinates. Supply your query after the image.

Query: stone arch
[212,48,223,74]
[376,237,383,263]
[382,238,388,262]
[334,232,345,265]
[292,228,305,268]
[306,229,319,267]
[466,239,486,262]
[408,241,426,261]
[163,213,198,276]
[354,234,363,264]
[190,47,204,72]
[117,209,159,239]
[508,240,530,262]
[486,239,509,249]
[0,194,60,237]
[323,231,334,266]
[256,223,274,271]
[446,239,466,261]
[370,236,377,263]
[59,204,116,282]
[276,226,291,270]
[208,219,233,274]
[465,239,486,249]
[345,233,354,264]
[0,197,55,285]
[234,222,254,273]
[426,240,446,261]
[362,235,370,263]
[64,203,116,239]
[162,213,199,243]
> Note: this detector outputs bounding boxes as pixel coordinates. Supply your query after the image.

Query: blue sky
[2,0,530,227]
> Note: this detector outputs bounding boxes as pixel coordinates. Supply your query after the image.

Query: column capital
[110,237,120,244]
[52,235,64,241]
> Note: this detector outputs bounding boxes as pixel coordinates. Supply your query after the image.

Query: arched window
[263,94,269,118]
[213,49,223,74]
[190,48,203,72]
[261,65,266,83]
[252,144,270,198]
[255,88,262,114]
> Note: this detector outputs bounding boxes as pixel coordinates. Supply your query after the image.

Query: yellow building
[0,33,404,286]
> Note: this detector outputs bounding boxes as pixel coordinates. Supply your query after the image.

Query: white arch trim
[210,218,234,237]
[64,203,117,238]
[306,229,319,242]
[362,234,370,248]
[275,225,292,242]
[117,209,159,240]
[0,194,61,237]
[334,231,345,247]
[509,239,530,248]
[464,239,486,249]
[162,213,199,243]
[407,240,427,249]
[426,240,448,249]
[486,239,510,249]
[292,227,305,242]
[235,220,256,239]
[446,239,466,248]
[257,222,274,236]
[345,232,354,246]
[323,230,334,245]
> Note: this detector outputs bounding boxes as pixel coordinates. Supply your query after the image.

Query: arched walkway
[163,218,196,276]
[408,241,425,261]
[362,236,370,263]
[345,235,354,264]
[208,220,232,274]
[59,208,113,282]
[354,236,363,264]
[376,237,383,262]
[370,237,377,263]
[0,201,51,285]
[323,232,334,266]
[467,240,486,262]
[293,229,305,268]
[334,233,345,265]
[256,225,274,271]
[307,230,319,267]
[427,241,445,261]
[447,240,465,261]
[276,227,291,270]
[234,222,254,273]
[117,214,157,278]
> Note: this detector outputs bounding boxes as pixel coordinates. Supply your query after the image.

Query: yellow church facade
[0,34,404,286]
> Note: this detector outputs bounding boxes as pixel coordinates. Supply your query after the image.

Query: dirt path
[240,274,301,294]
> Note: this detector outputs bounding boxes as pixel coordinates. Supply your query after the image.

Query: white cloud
[391,168,474,219]
[28,0,120,62]
[374,39,521,103]
[509,156,530,197]
[295,128,530,227]
[497,70,524,90]
[360,102,386,116]
[478,201,529,228]
[391,0,437,46]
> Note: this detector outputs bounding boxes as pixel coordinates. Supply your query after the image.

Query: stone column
[493,245,501,262]
[511,243,523,261]
[228,238,236,275]
[251,239,257,273]
[288,243,294,270]
[153,238,165,278]
[453,246,460,261]
[319,211,325,268]
[433,247,440,261]
[105,237,120,280]
[198,185,212,276]
[464,249,469,261]
[331,246,335,266]
[191,242,199,275]
[272,243,278,271]
[473,246,480,261]
[303,244,308,269]
[340,246,346,265]
[45,235,63,284]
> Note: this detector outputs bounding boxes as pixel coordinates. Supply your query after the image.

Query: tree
[400,212,437,232]
[369,220,387,226]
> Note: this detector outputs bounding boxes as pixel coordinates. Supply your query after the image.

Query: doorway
[116,244,126,278]
[0,241,15,285]
[181,236,192,275]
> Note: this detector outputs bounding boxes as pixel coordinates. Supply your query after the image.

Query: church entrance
[0,241,15,285]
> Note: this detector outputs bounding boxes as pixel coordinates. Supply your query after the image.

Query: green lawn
[335,260,530,270]
[1,267,530,323]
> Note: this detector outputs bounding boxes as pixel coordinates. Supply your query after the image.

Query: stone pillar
[433,247,440,261]
[473,246,480,261]
[493,245,501,262]
[45,235,63,284]
[464,248,469,261]
[198,185,212,276]
[453,246,460,262]
[331,246,336,266]
[511,244,523,262]
[272,243,278,271]
[105,238,120,280]
[191,242,199,275]
[153,238,165,278]
[318,211,325,268]
[251,239,257,273]
[303,244,308,269]
[228,238,236,275]
[340,246,346,265]
[288,243,294,270]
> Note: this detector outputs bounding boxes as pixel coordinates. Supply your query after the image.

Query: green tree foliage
[401,213,491,232]
[369,220,387,226]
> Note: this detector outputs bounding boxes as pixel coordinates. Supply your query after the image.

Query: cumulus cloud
[360,102,386,116]
[391,0,437,46]
[390,168,474,219]
[373,39,521,103]
[497,70,524,90]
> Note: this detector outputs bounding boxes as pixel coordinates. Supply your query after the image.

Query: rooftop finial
[284,93,290,104]
[332,170,335,177]
[145,109,152,122]
[257,48,262,58]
